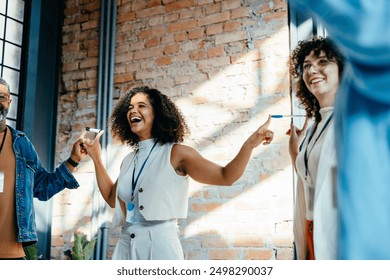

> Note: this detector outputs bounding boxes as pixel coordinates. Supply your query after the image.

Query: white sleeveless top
[112,140,189,228]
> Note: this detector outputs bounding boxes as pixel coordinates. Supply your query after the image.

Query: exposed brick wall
[53,0,293,260]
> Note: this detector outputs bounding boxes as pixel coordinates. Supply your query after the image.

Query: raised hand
[82,131,104,162]
[246,115,274,148]
[286,116,310,159]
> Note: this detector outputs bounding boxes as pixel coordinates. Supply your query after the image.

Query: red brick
[207,46,224,58]
[224,21,242,32]
[135,6,165,18]
[205,3,221,15]
[198,12,230,26]
[117,12,136,23]
[243,249,273,260]
[146,0,162,8]
[165,0,195,12]
[215,31,246,45]
[156,57,171,66]
[231,7,249,19]
[167,19,197,32]
[222,0,241,11]
[206,24,223,35]
[145,37,160,48]
[190,50,207,61]
[188,28,204,40]
[209,249,240,260]
[164,44,179,54]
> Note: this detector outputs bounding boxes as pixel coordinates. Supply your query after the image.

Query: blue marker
[271,115,305,118]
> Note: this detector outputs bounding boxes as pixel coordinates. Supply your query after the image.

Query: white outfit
[293,107,338,259]
[111,139,189,260]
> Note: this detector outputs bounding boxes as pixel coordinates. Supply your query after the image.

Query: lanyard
[0,127,7,156]
[304,113,333,179]
[131,141,158,197]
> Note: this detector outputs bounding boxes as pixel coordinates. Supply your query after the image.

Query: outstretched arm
[173,115,274,186]
[82,133,117,207]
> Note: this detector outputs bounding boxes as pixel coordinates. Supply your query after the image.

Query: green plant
[23,243,40,260]
[64,232,97,260]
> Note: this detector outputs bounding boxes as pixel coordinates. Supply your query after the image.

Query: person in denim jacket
[0,77,87,259]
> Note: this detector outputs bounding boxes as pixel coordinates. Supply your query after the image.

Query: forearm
[222,141,254,185]
[289,150,298,172]
[92,157,116,207]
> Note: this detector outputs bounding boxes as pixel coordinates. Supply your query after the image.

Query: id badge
[0,171,4,193]
[126,201,135,224]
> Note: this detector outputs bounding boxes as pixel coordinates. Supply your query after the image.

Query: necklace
[0,127,8,156]
[131,141,158,197]
[303,113,333,180]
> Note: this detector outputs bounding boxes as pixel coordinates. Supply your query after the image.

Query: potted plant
[64,232,97,260]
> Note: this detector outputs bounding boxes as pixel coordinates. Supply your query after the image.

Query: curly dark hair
[110,86,190,148]
[289,36,345,123]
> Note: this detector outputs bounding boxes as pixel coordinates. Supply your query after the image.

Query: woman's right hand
[286,117,310,160]
[82,131,104,162]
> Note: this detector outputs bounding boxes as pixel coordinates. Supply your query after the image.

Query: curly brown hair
[289,36,345,123]
[110,86,190,148]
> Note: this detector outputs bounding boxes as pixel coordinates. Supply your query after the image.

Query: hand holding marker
[79,127,104,144]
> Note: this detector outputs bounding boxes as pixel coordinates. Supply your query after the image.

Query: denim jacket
[9,126,79,244]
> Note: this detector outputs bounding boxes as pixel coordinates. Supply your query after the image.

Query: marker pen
[86,127,102,133]
[271,115,306,118]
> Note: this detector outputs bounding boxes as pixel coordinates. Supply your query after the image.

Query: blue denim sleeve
[33,160,80,201]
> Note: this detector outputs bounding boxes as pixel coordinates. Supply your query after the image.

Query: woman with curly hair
[287,37,345,260]
[84,86,274,260]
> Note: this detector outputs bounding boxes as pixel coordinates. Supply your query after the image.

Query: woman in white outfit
[83,86,274,260]
[287,37,345,259]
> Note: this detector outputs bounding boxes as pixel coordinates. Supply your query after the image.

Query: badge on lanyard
[126,201,135,224]
[0,171,4,193]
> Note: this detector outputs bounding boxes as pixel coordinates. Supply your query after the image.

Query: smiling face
[127,92,155,140]
[302,50,340,108]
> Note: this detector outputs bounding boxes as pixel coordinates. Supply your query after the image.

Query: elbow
[224,178,236,186]
[107,198,116,208]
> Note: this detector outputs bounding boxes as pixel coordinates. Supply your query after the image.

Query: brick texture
[54,0,293,260]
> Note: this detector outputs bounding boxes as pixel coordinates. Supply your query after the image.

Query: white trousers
[112,224,184,260]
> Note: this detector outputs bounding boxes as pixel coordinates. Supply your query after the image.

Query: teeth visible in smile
[131,117,142,123]
[311,78,324,84]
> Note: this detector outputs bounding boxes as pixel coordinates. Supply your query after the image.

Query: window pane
[8,0,24,22]
[6,18,23,45]
[8,94,17,119]
[0,0,5,14]
[3,67,20,94]
[7,119,16,128]
[0,39,3,58]
[0,15,4,39]
[4,42,21,70]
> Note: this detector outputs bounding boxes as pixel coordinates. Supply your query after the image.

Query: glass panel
[0,0,5,14]
[6,18,23,45]
[2,67,20,94]
[4,42,21,70]
[0,39,3,60]
[8,0,24,22]
[7,119,16,128]
[8,94,17,119]
[0,15,4,39]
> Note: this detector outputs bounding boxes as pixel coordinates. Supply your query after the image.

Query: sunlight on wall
[184,168,293,238]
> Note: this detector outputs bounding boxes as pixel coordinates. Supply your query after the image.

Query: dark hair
[289,37,345,123]
[110,86,189,148]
